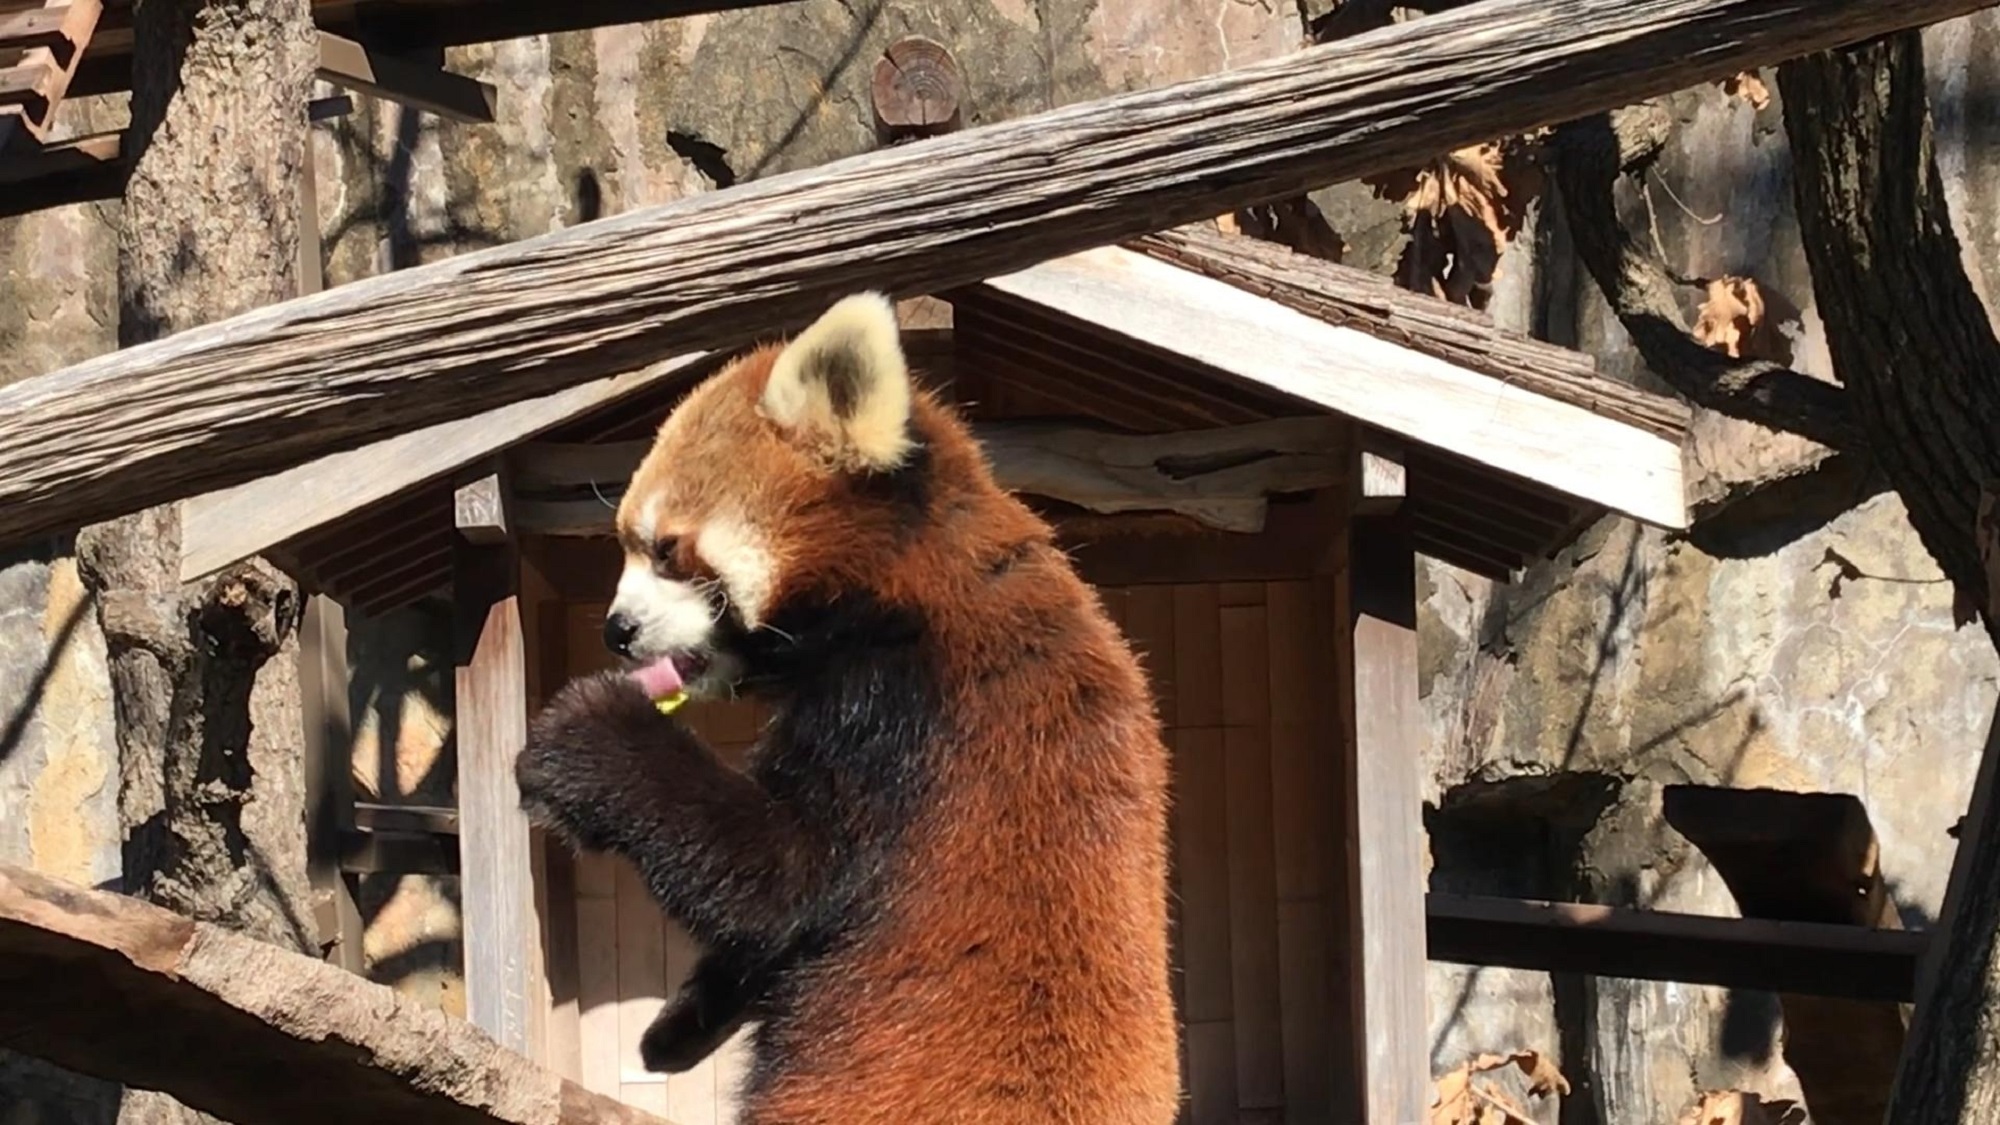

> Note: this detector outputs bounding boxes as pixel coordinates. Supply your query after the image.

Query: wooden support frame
[1330,441,1428,1125]
[315,31,498,124]
[452,464,548,1064]
[1,0,1961,548]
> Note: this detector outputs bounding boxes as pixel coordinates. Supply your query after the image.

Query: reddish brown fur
[566,339,1180,1124]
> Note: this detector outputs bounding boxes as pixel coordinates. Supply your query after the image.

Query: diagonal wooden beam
[0,0,1986,549]
[315,31,498,123]
[0,864,672,1125]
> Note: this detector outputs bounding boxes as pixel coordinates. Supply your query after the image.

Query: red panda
[515,293,1182,1125]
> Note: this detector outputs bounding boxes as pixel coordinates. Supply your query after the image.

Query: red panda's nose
[604,612,640,658]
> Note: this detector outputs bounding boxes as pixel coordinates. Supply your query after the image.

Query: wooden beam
[1332,447,1429,1125]
[0,128,123,218]
[510,417,1348,537]
[455,466,514,545]
[982,247,1687,529]
[1427,893,1927,1003]
[177,352,712,583]
[0,864,671,1125]
[453,534,546,1063]
[315,31,497,124]
[0,0,1962,548]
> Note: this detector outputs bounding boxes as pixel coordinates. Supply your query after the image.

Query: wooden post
[300,594,365,972]
[1331,441,1429,1124]
[453,463,547,1063]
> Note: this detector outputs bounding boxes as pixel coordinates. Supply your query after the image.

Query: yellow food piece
[654,690,689,716]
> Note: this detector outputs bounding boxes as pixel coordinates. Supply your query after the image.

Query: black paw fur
[515,670,681,851]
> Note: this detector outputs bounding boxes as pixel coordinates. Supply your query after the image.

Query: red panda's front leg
[517,670,830,950]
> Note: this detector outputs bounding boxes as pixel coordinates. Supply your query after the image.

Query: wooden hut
[173,225,1700,1125]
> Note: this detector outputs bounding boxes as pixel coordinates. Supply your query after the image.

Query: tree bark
[66,0,319,1120]
[1777,33,2000,642]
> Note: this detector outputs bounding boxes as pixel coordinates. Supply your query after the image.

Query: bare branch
[1550,109,1865,452]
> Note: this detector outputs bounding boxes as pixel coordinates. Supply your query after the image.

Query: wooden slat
[1225,726,1284,1110]
[0,6,83,62]
[574,853,621,1098]
[1175,726,1234,1025]
[1172,586,1223,730]
[1123,586,1178,729]
[1426,893,1927,1002]
[1276,899,1332,1125]
[1335,486,1429,1125]
[453,536,547,1064]
[3,0,1959,549]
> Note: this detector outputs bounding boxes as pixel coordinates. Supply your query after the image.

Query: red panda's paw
[516,670,683,852]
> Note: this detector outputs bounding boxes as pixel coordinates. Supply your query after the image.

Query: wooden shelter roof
[178,228,1691,617]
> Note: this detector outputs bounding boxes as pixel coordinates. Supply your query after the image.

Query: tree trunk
[1778,32,2000,643]
[67,0,319,1120]
[1774,32,2000,1125]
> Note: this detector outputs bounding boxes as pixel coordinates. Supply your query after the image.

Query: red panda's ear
[760,293,914,472]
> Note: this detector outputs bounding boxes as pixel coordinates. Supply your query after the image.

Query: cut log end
[872,37,963,142]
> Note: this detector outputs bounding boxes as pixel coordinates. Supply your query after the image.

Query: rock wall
[1411,17,2000,1124]
[3,5,1999,1124]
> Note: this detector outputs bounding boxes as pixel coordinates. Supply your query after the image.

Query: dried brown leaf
[1431,1051,1569,1125]
[1364,134,1545,309]
[1721,71,1772,110]
[1675,1091,1808,1125]
[1692,275,1767,359]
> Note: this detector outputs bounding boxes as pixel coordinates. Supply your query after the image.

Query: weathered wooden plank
[574,853,622,1098]
[454,537,548,1064]
[178,352,711,582]
[1427,893,1927,1002]
[0,0,1968,547]
[1132,226,1691,441]
[1333,468,1429,1125]
[0,864,671,1125]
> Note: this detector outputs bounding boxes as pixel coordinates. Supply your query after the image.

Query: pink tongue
[630,656,684,699]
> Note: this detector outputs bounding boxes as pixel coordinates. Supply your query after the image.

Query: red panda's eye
[653,536,680,562]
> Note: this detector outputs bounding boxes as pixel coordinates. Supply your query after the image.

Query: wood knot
[871,37,962,143]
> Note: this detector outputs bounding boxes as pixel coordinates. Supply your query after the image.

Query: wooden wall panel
[1108,577,1342,1125]
[544,574,1344,1125]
